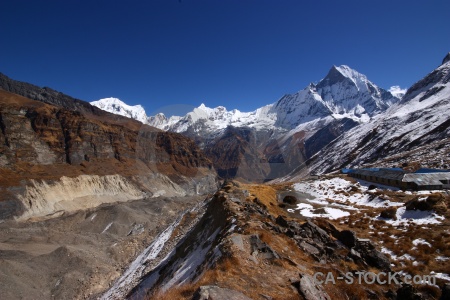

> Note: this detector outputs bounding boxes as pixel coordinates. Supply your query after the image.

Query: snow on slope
[316,65,398,117]
[91,65,400,138]
[157,65,400,134]
[308,58,450,175]
[153,103,278,133]
[91,97,148,124]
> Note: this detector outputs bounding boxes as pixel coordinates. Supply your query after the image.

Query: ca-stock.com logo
[313,271,437,286]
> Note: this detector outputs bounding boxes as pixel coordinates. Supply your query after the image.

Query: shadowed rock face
[203,126,270,181]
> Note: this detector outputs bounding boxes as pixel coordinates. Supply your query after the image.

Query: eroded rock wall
[0,90,218,220]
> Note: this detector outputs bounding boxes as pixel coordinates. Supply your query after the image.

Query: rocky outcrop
[275,216,391,271]
[127,192,232,299]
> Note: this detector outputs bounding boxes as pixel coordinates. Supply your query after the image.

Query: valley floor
[0,195,206,300]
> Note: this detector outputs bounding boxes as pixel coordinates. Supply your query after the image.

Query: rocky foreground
[1,176,449,299]
[103,180,450,300]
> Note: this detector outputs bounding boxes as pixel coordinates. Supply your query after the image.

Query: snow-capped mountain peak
[308,53,450,176]
[91,97,148,124]
[315,65,399,117]
[91,65,402,137]
[332,65,370,91]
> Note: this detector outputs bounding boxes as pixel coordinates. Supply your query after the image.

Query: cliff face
[0,90,218,220]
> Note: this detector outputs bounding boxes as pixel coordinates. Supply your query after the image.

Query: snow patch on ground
[290,205,350,219]
[412,238,432,247]
[430,272,450,282]
[380,207,445,226]
[381,247,397,260]
[293,177,403,208]
[436,256,450,262]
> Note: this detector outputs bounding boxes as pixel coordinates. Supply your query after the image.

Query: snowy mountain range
[91,64,409,181]
[91,65,401,134]
[90,97,148,124]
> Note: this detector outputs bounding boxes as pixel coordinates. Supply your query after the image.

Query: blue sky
[1,0,449,116]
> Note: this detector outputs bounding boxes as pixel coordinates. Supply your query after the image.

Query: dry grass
[241,182,289,217]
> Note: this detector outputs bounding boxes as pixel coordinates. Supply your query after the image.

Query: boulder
[298,241,321,256]
[193,285,253,300]
[315,219,340,238]
[295,274,331,300]
[249,235,279,260]
[301,220,334,246]
[358,245,391,271]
